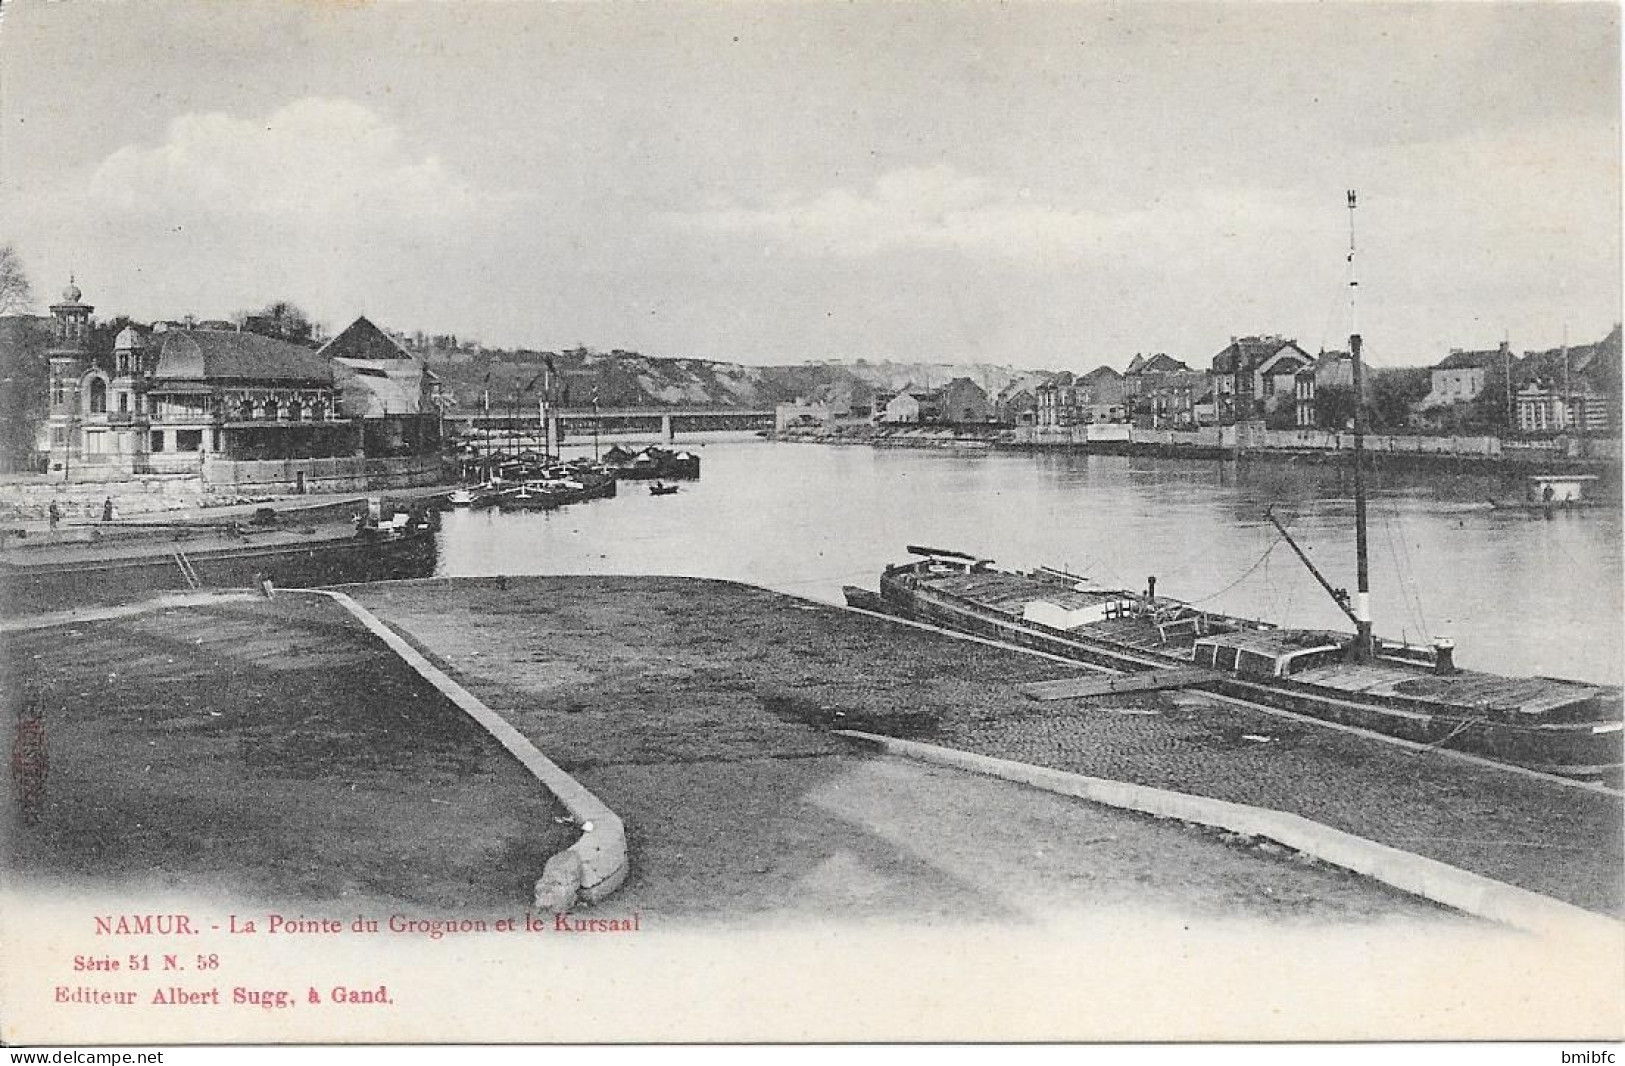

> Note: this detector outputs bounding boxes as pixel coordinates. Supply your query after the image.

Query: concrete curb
[303,589,628,910]
[838,729,1622,939]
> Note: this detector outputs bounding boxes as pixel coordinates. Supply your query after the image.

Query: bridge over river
[443,406,774,445]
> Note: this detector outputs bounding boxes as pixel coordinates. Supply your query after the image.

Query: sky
[0,1,1618,370]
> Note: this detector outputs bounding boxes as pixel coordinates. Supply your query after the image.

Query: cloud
[671,165,1316,265]
[2,97,508,330]
[85,97,485,232]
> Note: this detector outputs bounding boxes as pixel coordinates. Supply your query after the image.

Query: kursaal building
[38,280,441,487]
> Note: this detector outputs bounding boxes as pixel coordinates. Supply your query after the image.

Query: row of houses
[26,279,443,479]
[1423,333,1620,435]
[818,327,1619,436]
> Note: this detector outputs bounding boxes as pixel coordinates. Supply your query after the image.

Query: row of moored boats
[447,446,701,511]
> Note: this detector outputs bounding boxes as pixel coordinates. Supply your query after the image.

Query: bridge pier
[662,413,674,442]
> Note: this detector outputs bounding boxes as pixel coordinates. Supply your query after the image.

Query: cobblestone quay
[351,576,1622,916]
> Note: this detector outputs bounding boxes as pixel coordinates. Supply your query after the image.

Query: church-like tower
[112,326,147,415]
[44,277,93,475]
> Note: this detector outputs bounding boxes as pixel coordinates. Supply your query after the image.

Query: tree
[90,315,139,367]
[0,316,51,472]
[1367,367,1431,431]
[240,300,316,344]
[1263,400,1299,430]
[1314,384,1358,430]
[0,244,34,315]
[1464,359,1514,434]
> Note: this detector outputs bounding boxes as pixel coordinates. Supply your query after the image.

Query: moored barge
[862,546,1622,779]
[853,192,1623,780]
[0,505,438,615]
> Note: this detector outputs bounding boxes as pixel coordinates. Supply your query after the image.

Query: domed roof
[114,326,145,350]
[61,277,82,303]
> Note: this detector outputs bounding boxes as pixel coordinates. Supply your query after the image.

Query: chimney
[1432,637,1458,676]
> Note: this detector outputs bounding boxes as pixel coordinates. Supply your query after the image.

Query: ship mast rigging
[1347,189,1374,662]
[1265,191,1375,661]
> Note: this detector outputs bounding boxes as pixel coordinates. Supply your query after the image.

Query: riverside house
[1421,344,1507,412]
[1512,326,1621,435]
[1210,335,1312,424]
[881,378,992,424]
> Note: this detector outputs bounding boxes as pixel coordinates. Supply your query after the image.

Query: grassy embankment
[2,593,571,912]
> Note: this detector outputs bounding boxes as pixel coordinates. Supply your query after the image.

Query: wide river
[436,437,1622,685]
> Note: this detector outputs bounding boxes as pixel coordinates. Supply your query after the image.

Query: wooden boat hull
[0,528,438,616]
[615,467,698,481]
[876,565,1623,778]
[495,492,563,511]
[492,474,618,511]
[1489,498,1610,512]
[842,585,885,611]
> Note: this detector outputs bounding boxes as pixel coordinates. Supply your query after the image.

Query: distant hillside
[429,348,1033,413]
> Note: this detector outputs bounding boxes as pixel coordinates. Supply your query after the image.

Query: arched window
[88,378,107,414]
[263,398,279,421]
[286,399,303,422]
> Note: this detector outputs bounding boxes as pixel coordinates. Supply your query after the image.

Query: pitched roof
[1078,365,1123,383]
[152,329,334,384]
[1256,347,1313,375]
[1212,336,1299,374]
[319,316,414,362]
[1520,326,1621,379]
[1126,353,1187,375]
[996,372,1050,402]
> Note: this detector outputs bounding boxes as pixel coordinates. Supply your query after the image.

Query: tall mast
[1347,189,1374,662]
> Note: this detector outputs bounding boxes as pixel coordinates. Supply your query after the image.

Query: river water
[435,437,1622,685]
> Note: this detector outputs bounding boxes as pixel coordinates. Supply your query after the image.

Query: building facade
[1036,367,1132,427]
[1514,382,1610,435]
[145,327,354,468]
[880,378,991,424]
[1209,336,1311,424]
[41,280,100,475]
[1421,344,1506,410]
[33,279,359,478]
[318,315,442,457]
[1294,350,1355,428]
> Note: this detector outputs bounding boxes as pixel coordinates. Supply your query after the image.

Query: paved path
[0,590,257,633]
